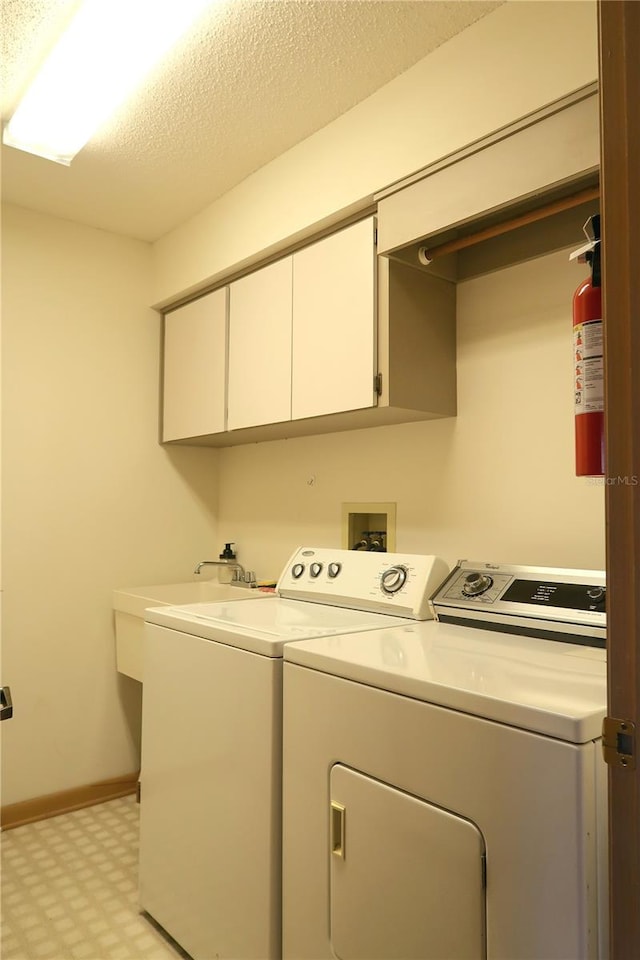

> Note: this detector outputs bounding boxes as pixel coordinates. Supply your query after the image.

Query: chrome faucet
[193,558,258,587]
[194,543,256,587]
[193,559,245,579]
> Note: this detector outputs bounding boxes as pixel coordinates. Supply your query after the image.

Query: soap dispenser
[217,542,238,584]
[220,543,236,560]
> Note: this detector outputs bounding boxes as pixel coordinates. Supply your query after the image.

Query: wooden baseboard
[1,772,139,831]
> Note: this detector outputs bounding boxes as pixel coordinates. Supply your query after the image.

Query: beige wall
[0,0,603,805]
[151,0,603,583]
[216,248,605,580]
[153,0,598,306]
[1,205,219,805]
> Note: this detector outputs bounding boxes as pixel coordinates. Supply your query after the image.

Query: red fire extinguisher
[571,214,604,477]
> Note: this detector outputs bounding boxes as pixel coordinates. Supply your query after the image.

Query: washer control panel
[276,547,449,620]
[432,560,606,647]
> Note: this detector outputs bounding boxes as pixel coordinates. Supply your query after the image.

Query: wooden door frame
[598,2,640,956]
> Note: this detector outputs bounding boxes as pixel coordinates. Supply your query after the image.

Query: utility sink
[113,580,272,682]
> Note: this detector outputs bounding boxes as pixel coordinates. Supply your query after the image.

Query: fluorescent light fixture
[3,0,213,165]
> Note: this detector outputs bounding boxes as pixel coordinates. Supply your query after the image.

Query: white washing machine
[282,561,608,960]
[138,546,448,960]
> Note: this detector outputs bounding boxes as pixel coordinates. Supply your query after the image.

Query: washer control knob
[462,572,493,596]
[328,562,342,579]
[310,562,323,578]
[587,585,606,602]
[381,565,408,595]
[292,563,305,579]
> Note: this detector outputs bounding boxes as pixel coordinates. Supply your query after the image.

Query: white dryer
[282,561,608,960]
[138,546,448,960]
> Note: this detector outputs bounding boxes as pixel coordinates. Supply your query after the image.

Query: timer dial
[462,572,493,597]
[587,586,605,602]
[292,563,305,579]
[381,565,408,595]
[310,562,323,578]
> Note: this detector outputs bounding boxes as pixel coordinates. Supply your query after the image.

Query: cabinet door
[329,764,486,960]
[228,257,293,430]
[162,288,227,441]
[292,217,376,420]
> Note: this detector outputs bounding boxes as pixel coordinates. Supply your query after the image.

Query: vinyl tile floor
[1,795,188,960]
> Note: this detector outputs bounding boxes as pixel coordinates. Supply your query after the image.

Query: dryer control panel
[431,561,606,647]
[277,547,449,620]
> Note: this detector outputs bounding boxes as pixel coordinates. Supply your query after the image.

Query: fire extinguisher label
[574,319,604,414]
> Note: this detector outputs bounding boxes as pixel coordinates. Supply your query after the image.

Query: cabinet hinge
[374,373,383,396]
[602,717,636,769]
[481,854,487,889]
[136,781,141,803]
[374,226,378,246]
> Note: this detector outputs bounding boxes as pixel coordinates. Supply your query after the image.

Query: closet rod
[418,184,600,264]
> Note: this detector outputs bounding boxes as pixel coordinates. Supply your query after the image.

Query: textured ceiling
[1,0,503,241]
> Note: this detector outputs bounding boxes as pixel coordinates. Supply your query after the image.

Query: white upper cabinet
[292,217,376,420]
[228,256,293,431]
[227,219,377,431]
[162,288,228,442]
[161,216,456,446]
[160,91,598,448]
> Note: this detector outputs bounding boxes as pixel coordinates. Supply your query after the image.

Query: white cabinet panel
[330,764,485,960]
[228,256,293,430]
[162,288,227,441]
[292,218,376,420]
[139,623,281,960]
[377,93,599,256]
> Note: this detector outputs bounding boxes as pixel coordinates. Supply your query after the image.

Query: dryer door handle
[330,801,345,859]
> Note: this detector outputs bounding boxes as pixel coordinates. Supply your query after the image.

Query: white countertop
[113,579,272,680]
[113,580,270,618]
